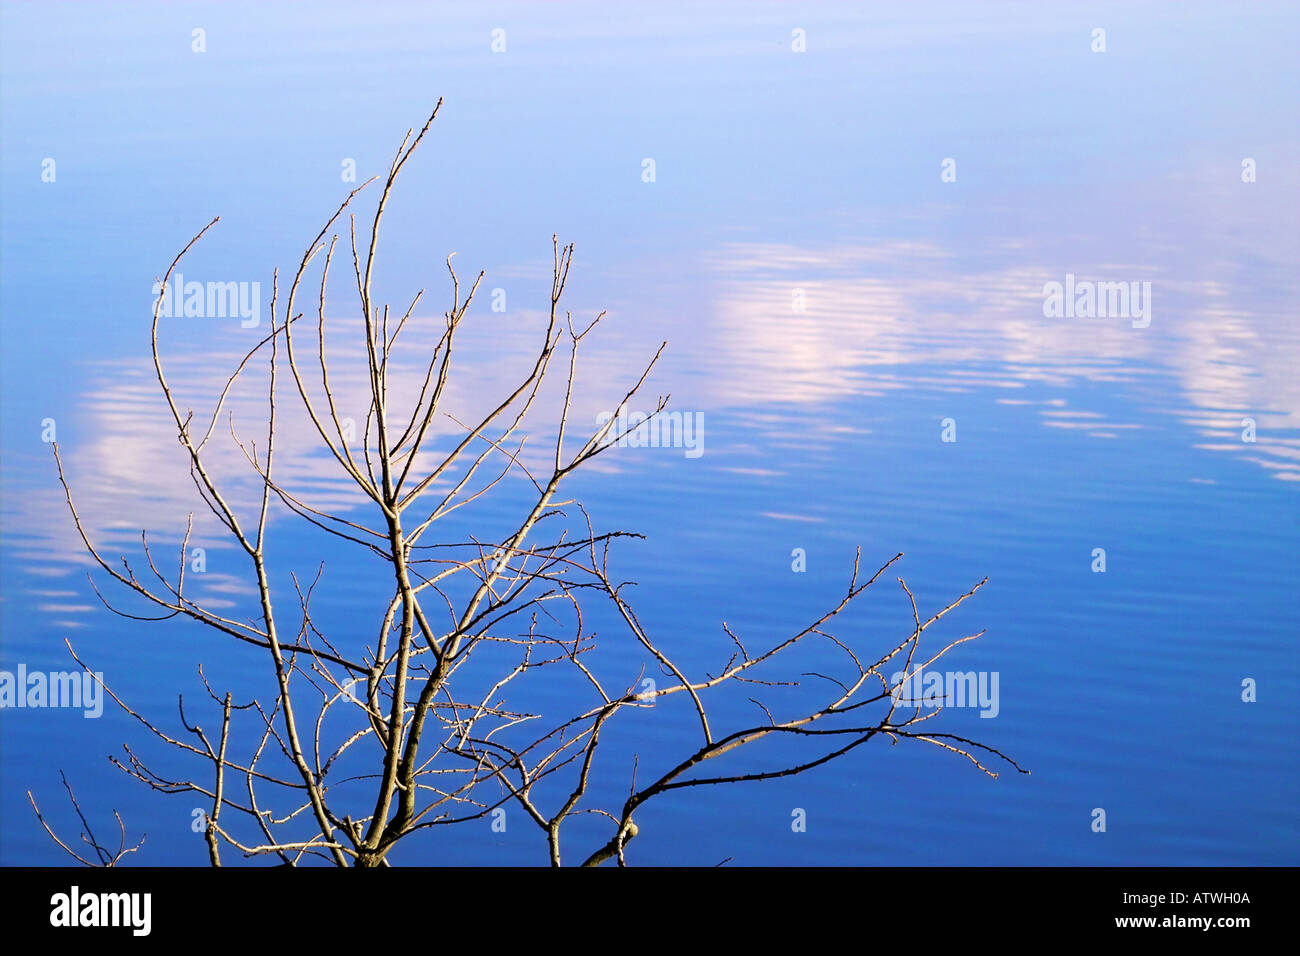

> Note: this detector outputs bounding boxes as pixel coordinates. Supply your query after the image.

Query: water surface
[1,1,1297,865]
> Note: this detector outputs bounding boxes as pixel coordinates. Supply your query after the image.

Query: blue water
[2,2,1297,866]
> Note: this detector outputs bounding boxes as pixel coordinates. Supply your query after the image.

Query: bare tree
[33,101,1025,867]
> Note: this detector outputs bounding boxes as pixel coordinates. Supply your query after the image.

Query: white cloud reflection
[9,203,1297,610]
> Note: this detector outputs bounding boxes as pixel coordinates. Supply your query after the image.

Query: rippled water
[2,2,1297,865]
